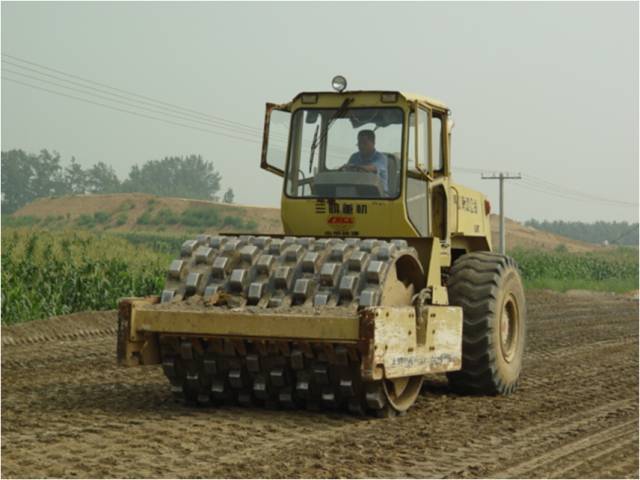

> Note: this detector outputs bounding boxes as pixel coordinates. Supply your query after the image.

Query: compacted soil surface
[1,290,638,478]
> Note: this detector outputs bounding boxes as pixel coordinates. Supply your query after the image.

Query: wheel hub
[500,294,519,363]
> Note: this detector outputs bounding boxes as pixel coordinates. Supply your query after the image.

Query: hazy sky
[1,1,638,222]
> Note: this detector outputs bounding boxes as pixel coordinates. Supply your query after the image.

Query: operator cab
[285,106,403,200]
[260,76,454,239]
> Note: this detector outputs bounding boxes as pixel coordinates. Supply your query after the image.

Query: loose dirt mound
[12,193,599,252]
[2,292,638,478]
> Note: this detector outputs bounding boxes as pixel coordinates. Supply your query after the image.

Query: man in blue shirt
[344,130,389,195]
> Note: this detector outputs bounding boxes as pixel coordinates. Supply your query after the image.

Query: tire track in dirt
[1,311,117,347]
[495,419,639,478]
[1,290,638,478]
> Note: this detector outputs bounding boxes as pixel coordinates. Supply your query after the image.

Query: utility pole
[481,172,522,254]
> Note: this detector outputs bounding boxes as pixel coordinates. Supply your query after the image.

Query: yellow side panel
[450,183,492,248]
[281,196,418,238]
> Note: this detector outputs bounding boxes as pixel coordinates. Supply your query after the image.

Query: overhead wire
[518,178,636,207]
[2,76,264,145]
[2,52,637,210]
[1,58,298,146]
[2,67,269,140]
[2,52,264,133]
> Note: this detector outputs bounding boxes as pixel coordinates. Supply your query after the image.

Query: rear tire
[446,252,526,395]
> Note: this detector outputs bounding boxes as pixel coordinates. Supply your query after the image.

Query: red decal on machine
[327,216,354,225]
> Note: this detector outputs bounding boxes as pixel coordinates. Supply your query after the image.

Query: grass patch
[1,215,41,228]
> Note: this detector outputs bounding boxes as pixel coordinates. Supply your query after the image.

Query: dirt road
[2,291,638,478]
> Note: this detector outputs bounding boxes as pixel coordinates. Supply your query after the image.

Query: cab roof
[292,90,449,110]
[399,92,449,110]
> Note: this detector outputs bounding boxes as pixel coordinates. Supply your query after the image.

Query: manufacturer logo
[327,216,354,225]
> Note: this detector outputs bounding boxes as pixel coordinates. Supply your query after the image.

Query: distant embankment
[8,193,601,252]
[9,193,282,235]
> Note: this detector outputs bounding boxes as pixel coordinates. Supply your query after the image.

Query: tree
[121,154,221,200]
[64,157,88,194]
[1,150,225,213]
[86,162,121,193]
[1,149,67,214]
[222,188,235,204]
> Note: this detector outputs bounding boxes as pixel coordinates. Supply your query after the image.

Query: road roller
[117,76,527,417]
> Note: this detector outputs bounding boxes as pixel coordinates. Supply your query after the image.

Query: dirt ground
[1,291,638,478]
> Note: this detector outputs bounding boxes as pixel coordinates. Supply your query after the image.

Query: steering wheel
[339,164,370,173]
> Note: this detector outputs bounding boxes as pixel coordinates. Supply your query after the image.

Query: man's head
[357,130,376,158]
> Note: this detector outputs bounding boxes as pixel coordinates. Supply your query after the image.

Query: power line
[516,179,637,207]
[0,73,348,163]
[458,167,637,207]
[3,52,636,211]
[2,76,265,145]
[0,54,315,150]
[1,67,275,141]
[2,52,263,133]
[522,175,636,206]
[1,59,261,136]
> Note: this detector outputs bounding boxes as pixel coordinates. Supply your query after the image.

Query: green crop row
[1,228,170,325]
[510,247,638,292]
[2,226,636,324]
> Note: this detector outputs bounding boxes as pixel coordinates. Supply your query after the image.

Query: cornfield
[1,228,637,325]
[1,228,170,325]
[511,247,637,282]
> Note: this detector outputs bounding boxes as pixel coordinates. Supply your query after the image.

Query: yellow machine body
[265,90,492,266]
[116,87,513,417]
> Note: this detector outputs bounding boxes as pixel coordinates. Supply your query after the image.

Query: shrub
[115,213,128,226]
[154,208,180,225]
[245,220,258,232]
[93,211,112,224]
[136,210,153,225]
[180,206,220,228]
[222,215,243,229]
[76,214,96,228]
[221,215,258,232]
[119,199,136,211]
